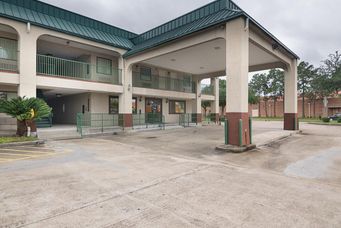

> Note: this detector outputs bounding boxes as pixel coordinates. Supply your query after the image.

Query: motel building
[0,0,298,147]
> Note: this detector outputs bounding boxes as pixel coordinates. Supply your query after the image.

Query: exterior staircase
[35,115,52,128]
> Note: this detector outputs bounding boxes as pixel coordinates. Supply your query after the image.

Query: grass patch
[253,117,341,125]
[0,136,36,144]
[308,121,341,126]
[252,117,320,122]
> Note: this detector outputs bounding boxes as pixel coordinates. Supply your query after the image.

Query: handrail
[37,54,122,85]
[132,113,165,129]
[132,71,196,93]
[201,85,214,95]
[179,113,198,127]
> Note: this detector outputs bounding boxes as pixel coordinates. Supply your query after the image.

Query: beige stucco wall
[48,93,90,124]
[90,93,110,114]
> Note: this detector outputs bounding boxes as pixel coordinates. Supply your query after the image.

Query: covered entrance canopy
[122,0,299,147]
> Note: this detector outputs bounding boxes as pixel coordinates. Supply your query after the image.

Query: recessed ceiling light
[214,46,221,50]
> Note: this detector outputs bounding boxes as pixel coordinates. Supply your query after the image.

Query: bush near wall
[322,117,330,123]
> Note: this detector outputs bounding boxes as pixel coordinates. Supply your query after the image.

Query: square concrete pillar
[284,59,298,130]
[210,77,220,122]
[225,18,251,146]
[119,58,133,128]
[18,31,37,98]
[193,78,202,123]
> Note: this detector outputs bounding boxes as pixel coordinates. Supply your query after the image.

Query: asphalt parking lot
[0,146,58,164]
[0,121,340,227]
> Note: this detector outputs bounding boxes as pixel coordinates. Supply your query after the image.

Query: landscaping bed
[0,137,37,144]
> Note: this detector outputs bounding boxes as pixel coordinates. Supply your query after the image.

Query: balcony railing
[37,54,122,85]
[0,37,18,72]
[0,58,18,72]
[201,85,214,95]
[132,71,195,93]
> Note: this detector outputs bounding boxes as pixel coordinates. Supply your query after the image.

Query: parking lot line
[0,147,69,164]
[0,148,54,154]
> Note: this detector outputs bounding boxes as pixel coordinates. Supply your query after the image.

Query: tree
[298,61,317,117]
[268,69,284,117]
[248,89,260,105]
[249,73,272,117]
[0,97,52,136]
[201,100,211,117]
[219,79,226,112]
[320,51,341,94]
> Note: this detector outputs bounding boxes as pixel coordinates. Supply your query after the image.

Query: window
[140,67,151,81]
[169,100,186,114]
[0,37,18,60]
[109,96,119,114]
[183,75,191,87]
[96,57,112,75]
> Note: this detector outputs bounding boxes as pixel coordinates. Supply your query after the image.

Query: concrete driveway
[0,121,340,227]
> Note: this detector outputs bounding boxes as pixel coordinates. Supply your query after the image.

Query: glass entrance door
[145,98,162,124]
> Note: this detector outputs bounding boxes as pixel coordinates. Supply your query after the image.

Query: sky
[41,0,341,67]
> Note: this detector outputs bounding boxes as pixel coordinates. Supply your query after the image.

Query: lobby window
[97,57,112,75]
[109,96,119,114]
[140,67,151,81]
[169,100,186,114]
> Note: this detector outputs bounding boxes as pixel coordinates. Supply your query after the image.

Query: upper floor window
[96,57,112,75]
[140,67,152,81]
[183,75,191,87]
[0,37,17,60]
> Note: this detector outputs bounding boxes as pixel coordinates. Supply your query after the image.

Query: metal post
[101,113,104,133]
[239,119,243,147]
[248,117,252,144]
[224,119,229,145]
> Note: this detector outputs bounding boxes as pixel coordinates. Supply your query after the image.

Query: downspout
[244,17,249,31]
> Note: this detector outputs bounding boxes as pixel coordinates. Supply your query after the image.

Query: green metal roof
[0,0,298,59]
[125,0,298,59]
[0,0,137,49]
[125,0,243,57]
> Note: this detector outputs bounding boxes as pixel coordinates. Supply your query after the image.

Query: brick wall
[251,97,341,118]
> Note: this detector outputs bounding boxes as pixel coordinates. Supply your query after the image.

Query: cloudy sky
[42,0,341,67]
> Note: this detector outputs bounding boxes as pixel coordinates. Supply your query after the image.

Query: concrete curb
[0,140,45,148]
[307,122,341,126]
[215,144,256,153]
[257,130,301,147]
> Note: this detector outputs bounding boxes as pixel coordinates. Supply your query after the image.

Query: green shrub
[337,118,341,123]
[322,117,330,123]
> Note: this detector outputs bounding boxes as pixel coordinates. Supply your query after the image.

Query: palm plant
[0,97,52,136]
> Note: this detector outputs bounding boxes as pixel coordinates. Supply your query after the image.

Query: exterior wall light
[128,84,131,91]
[166,98,169,104]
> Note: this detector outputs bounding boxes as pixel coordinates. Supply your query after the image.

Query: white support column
[193,78,202,123]
[284,59,298,130]
[225,18,251,146]
[211,77,220,122]
[119,58,133,127]
[18,27,38,98]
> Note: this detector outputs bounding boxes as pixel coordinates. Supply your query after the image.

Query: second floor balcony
[0,37,18,73]
[37,54,122,85]
[201,85,214,95]
[132,71,196,93]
